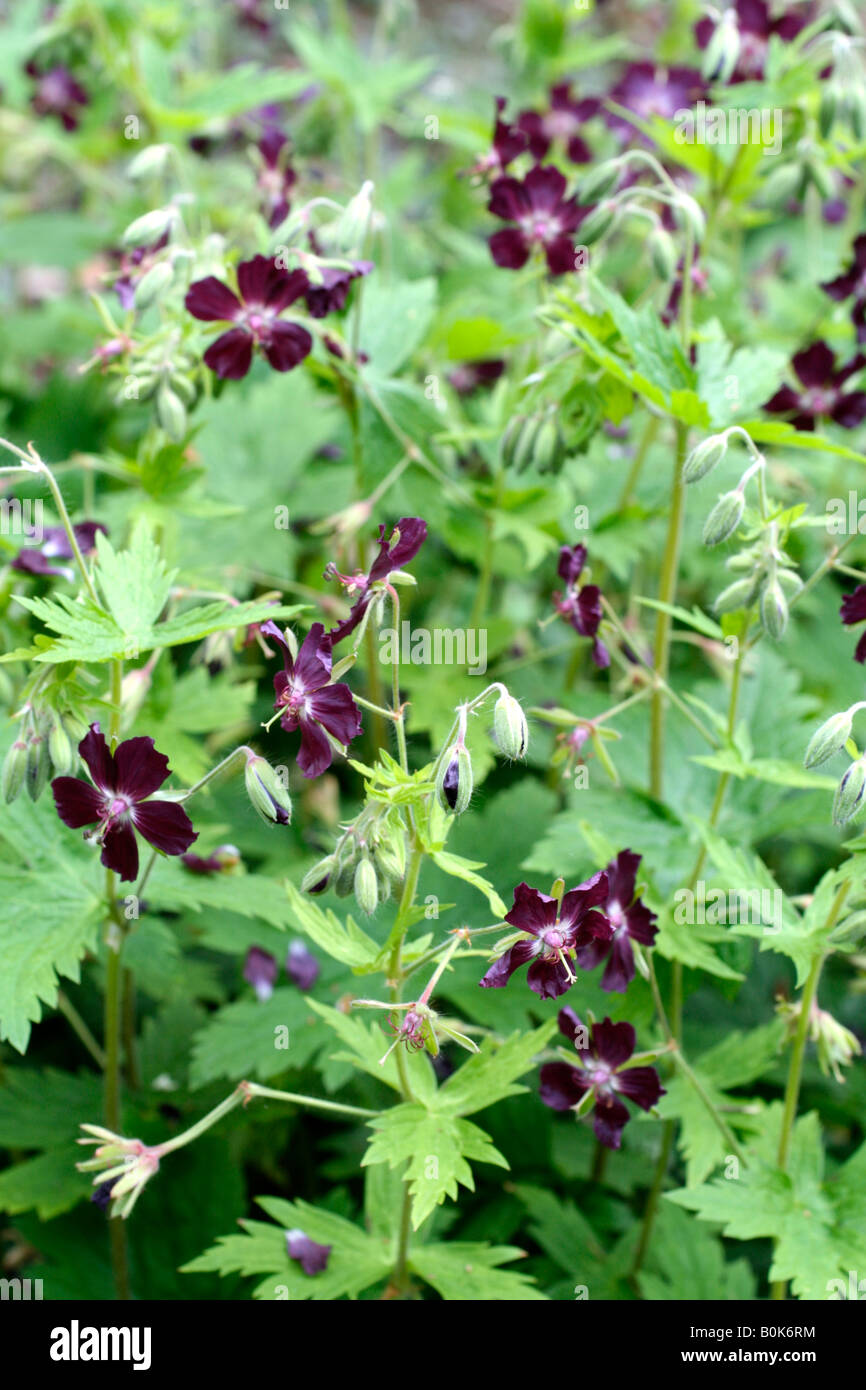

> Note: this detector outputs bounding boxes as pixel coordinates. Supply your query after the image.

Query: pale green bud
[804,710,853,769]
[703,490,745,547]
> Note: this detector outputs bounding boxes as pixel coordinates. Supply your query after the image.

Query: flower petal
[592,1017,636,1069]
[79,724,116,791]
[478,937,540,989]
[504,881,557,938]
[113,736,170,801]
[203,328,254,380]
[51,776,103,829]
[185,277,242,322]
[539,1061,589,1111]
[489,227,530,271]
[263,321,313,372]
[593,1095,630,1149]
[308,683,362,747]
[101,821,139,882]
[296,716,334,779]
[615,1064,665,1111]
[526,955,575,999]
[132,799,198,857]
[792,341,834,388]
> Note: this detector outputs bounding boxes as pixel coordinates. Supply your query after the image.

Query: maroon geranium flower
[181,844,240,875]
[286,1229,331,1276]
[539,1007,665,1149]
[304,259,373,319]
[447,359,506,395]
[256,127,297,229]
[764,342,866,431]
[822,235,866,346]
[695,1,815,83]
[286,939,320,990]
[607,62,704,138]
[575,851,657,993]
[12,521,105,578]
[553,544,610,668]
[184,255,312,380]
[479,876,612,1000]
[488,165,586,276]
[466,96,528,179]
[51,724,197,882]
[27,63,89,130]
[325,516,427,645]
[244,946,278,1001]
[840,586,866,663]
[261,620,362,779]
[517,84,599,164]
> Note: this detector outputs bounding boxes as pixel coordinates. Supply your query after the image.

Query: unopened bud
[493,692,528,760]
[127,144,172,181]
[26,733,49,801]
[133,260,174,312]
[804,710,853,769]
[244,754,292,825]
[702,490,745,546]
[156,381,187,442]
[578,199,617,246]
[436,743,473,815]
[714,576,759,613]
[47,717,74,775]
[832,758,866,826]
[759,577,788,640]
[2,739,28,804]
[674,193,706,243]
[702,9,741,84]
[122,207,176,249]
[647,225,677,281]
[301,856,335,894]
[353,855,379,916]
[683,433,728,484]
[577,160,621,205]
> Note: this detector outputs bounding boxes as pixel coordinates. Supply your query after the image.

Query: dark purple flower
[27,63,89,130]
[466,96,528,179]
[479,876,612,1000]
[304,260,373,319]
[840,586,866,663]
[553,544,609,668]
[488,165,586,276]
[447,359,506,395]
[12,521,105,578]
[764,342,866,431]
[184,255,312,380]
[607,63,704,138]
[244,946,278,1001]
[91,1180,115,1212]
[256,127,297,229]
[260,621,362,779]
[575,851,657,993]
[286,1228,331,1276]
[695,1,815,83]
[539,1007,665,1149]
[326,517,427,645]
[822,235,866,345]
[517,84,599,164]
[286,939,320,990]
[51,724,197,883]
[181,844,240,874]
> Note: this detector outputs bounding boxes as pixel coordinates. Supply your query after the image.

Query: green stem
[617,414,660,510]
[103,659,129,1300]
[649,421,689,798]
[56,992,106,1068]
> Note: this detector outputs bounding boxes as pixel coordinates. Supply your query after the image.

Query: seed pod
[374,865,392,904]
[25,733,49,801]
[47,717,74,775]
[169,372,197,406]
[353,855,379,916]
[577,160,621,205]
[301,855,335,894]
[804,711,853,769]
[1,739,28,804]
[759,577,788,640]
[244,754,292,825]
[647,225,677,282]
[833,758,866,827]
[703,491,745,547]
[714,577,760,614]
[133,260,174,312]
[436,743,473,815]
[156,381,187,442]
[682,434,728,484]
[122,207,176,249]
[493,692,529,760]
[578,199,616,246]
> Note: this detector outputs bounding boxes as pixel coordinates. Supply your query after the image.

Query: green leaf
[284,882,381,971]
[189,989,327,1088]
[0,1068,102,1147]
[436,1021,558,1117]
[362,1102,509,1229]
[183,1196,393,1301]
[359,278,436,377]
[513,1183,609,1289]
[304,1000,437,1104]
[0,1144,91,1219]
[409,1241,546,1300]
[428,850,508,918]
[640,1203,757,1300]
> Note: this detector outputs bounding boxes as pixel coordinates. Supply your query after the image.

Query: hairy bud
[244,754,292,825]
[492,692,528,760]
[436,744,473,815]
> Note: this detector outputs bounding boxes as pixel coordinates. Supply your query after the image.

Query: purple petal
[296,717,334,779]
[285,1229,331,1276]
[185,277,242,323]
[132,799,198,858]
[831,392,866,429]
[599,933,636,993]
[524,163,568,212]
[488,175,530,222]
[841,586,866,626]
[557,1005,587,1048]
[286,939,320,990]
[113,736,170,801]
[308,683,362,747]
[792,341,835,388]
[504,882,557,938]
[244,946,278,1001]
[539,1061,589,1111]
[101,821,140,882]
[51,776,103,829]
[78,724,116,792]
[293,622,332,687]
[592,1017,636,1069]
[558,544,586,585]
[526,955,575,999]
[489,227,531,271]
[615,1064,665,1111]
[368,517,428,583]
[606,849,640,905]
[203,328,254,380]
[263,321,313,372]
[479,938,540,989]
[593,1095,630,1149]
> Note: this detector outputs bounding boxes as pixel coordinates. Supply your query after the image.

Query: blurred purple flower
[286,1229,331,1275]
[822,234,866,345]
[576,850,657,992]
[517,84,599,164]
[326,517,427,644]
[12,521,105,578]
[480,876,612,1000]
[185,255,312,380]
[27,63,89,130]
[488,165,586,276]
[540,1007,665,1149]
[244,946,278,1001]
[286,939,320,990]
[553,544,609,668]
[840,586,866,663]
[764,341,866,431]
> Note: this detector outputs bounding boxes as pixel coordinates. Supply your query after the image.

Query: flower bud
[47,717,74,775]
[759,577,788,640]
[847,87,866,142]
[133,260,174,312]
[702,490,744,547]
[436,743,473,815]
[26,733,49,801]
[578,199,616,246]
[156,381,187,442]
[647,225,677,281]
[301,855,335,894]
[713,576,759,614]
[832,758,866,827]
[805,157,835,201]
[683,433,728,484]
[244,754,292,825]
[804,710,853,769]
[353,854,379,916]
[577,160,621,205]
[2,739,28,804]
[701,9,741,84]
[333,846,357,897]
[127,144,172,181]
[674,193,706,243]
[531,413,566,475]
[819,83,840,139]
[374,835,406,883]
[509,414,543,474]
[492,692,528,760]
[332,180,374,254]
[121,207,176,249]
